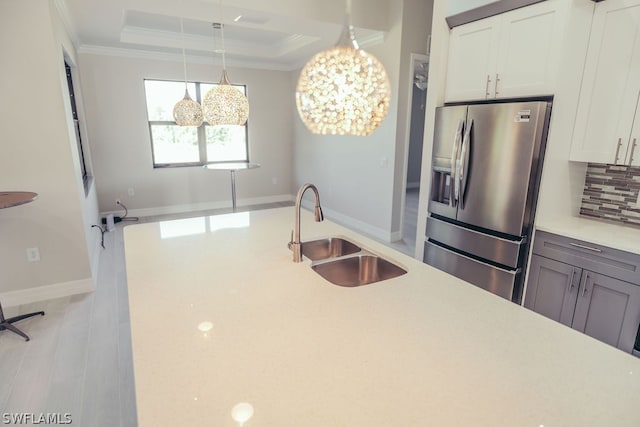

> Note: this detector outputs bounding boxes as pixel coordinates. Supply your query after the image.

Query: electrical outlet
[128,188,135,196]
[115,198,121,205]
[272,177,278,185]
[26,247,40,262]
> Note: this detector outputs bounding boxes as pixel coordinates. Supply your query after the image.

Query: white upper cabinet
[445,1,567,102]
[445,17,500,102]
[570,0,640,166]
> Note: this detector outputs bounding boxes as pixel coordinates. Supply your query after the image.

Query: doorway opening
[394,54,429,257]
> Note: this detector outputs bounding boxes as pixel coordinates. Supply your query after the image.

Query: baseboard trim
[302,201,393,242]
[90,227,103,281]
[101,194,294,218]
[389,230,403,242]
[0,278,95,308]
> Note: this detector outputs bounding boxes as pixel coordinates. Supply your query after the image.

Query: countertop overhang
[124,207,640,426]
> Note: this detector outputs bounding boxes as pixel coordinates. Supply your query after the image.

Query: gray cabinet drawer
[532,231,640,285]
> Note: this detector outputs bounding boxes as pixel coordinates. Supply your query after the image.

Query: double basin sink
[301,237,407,287]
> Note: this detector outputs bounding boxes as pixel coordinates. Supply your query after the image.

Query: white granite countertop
[124,207,640,426]
[536,214,640,254]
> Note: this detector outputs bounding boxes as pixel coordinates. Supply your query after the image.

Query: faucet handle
[287,229,293,250]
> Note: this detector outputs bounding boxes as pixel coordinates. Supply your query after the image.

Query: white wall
[78,54,295,215]
[0,0,96,301]
[446,0,497,16]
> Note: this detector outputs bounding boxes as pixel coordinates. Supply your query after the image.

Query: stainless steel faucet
[288,183,324,262]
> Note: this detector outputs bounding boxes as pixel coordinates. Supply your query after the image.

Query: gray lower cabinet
[525,256,578,327]
[572,271,640,352]
[525,231,640,354]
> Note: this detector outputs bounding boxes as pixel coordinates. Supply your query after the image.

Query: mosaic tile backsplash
[580,164,640,226]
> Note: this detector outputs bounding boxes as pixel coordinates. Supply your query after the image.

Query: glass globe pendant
[203,22,249,126]
[203,69,249,126]
[296,0,391,136]
[173,17,203,127]
[174,89,204,127]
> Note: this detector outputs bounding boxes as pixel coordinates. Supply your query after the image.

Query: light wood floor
[0,198,418,426]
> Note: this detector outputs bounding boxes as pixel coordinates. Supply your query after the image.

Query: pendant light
[173,17,204,127]
[202,9,249,126]
[296,0,391,136]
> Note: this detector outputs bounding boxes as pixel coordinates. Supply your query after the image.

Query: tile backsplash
[580,164,640,226]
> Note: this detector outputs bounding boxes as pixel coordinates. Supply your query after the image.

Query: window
[65,61,89,185]
[143,79,249,167]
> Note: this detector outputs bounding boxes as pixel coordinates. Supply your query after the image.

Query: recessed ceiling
[59,0,389,71]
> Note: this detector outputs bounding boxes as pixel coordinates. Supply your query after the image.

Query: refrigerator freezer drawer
[426,216,523,268]
[423,240,519,300]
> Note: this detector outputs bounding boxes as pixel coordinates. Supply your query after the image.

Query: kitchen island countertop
[124,207,640,426]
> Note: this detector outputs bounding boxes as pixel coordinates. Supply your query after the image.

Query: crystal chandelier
[202,20,249,126]
[173,17,204,127]
[296,0,391,136]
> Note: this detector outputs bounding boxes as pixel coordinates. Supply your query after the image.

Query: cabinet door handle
[581,272,590,298]
[569,242,602,253]
[567,268,577,292]
[615,138,623,164]
[485,74,492,98]
[629,138,637,165]
[494,73,500,96]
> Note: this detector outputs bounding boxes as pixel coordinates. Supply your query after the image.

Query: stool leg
[0,302,45,342]
[5,311,45,324]
[0,322,31,341]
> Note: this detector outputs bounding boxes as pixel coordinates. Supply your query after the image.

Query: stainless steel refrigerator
[423,101,551,303]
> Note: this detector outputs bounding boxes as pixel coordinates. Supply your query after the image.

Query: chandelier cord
[220,22,227,71]
[180,17,188,90]
[218,0,227,71]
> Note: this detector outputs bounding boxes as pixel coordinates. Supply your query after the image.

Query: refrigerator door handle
[450,120,464,207]
[458,118,473,209]
[427,239,520,276]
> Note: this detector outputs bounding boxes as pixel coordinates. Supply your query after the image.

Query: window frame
[65,61,89,184]
[143,78,250,168]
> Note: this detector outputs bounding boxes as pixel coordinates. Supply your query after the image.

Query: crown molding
[357,32,385,49]
[76,44,296,71]
[289,30,386,70]
[120,26,213,52]
[53,0,80,49]
[120,25,320,61]
[275,34,320,56]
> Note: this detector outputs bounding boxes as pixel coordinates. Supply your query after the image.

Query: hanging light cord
[219,0,227,71]
[180,17,188,90]
[338,0,358,48]
[220,23,228,71]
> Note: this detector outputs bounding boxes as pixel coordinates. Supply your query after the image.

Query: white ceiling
[59,0,390,71]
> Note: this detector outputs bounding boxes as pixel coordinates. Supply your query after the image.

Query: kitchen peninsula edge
[124,207,640,426]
